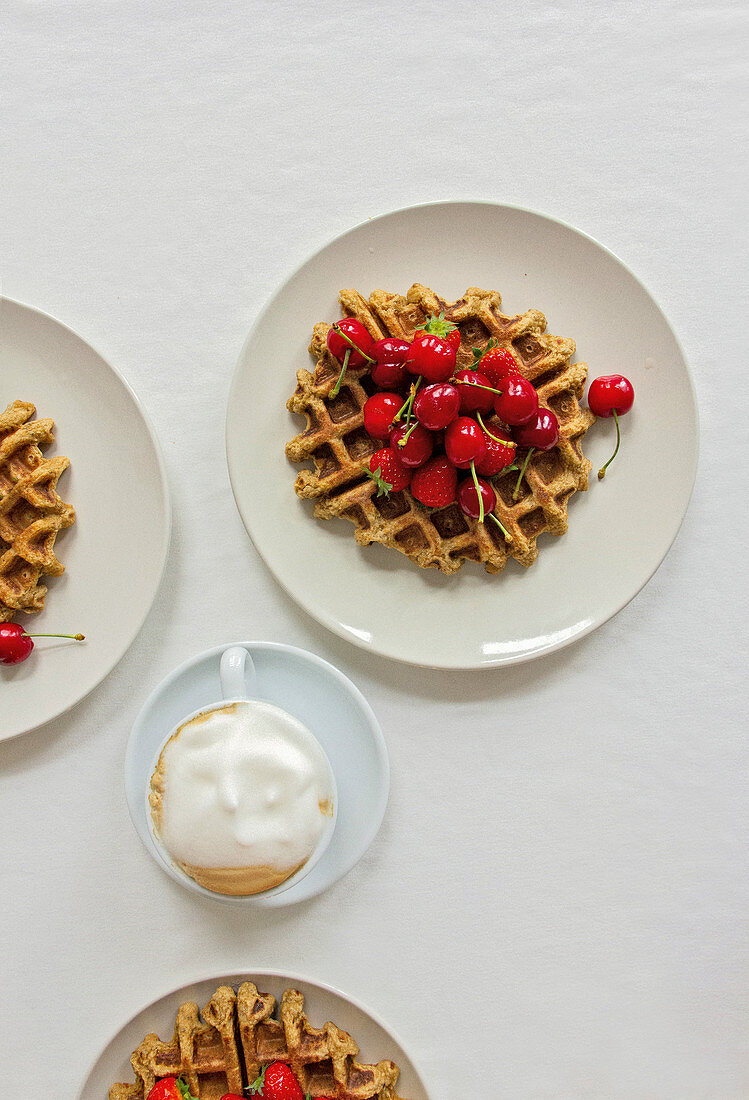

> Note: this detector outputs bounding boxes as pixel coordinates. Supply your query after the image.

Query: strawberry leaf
[363,464,393,498]
[471,337,497,364]
[416,310,457,339]
[176,1078,198,1100]
[248,1065,267,1095]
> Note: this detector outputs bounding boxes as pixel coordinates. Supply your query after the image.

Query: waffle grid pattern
[286,285,595,575]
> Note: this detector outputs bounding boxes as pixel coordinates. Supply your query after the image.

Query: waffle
[0,400,75,620]
[109,981,406,1100]
[286,285,596,574]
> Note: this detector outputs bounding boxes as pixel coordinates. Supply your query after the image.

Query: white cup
[147,646,338,901]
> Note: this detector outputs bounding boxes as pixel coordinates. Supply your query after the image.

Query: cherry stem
[487,512,512,542]
[330,347,351,398]
[452,378,503,396]
[331,324,375,364]
[397,420,419,447]
[22,632,85,641]
[476,412,517,446]
[394,376,422,424]
[598,410,620,479]
[513,448,534,500]
[470,461,485,524]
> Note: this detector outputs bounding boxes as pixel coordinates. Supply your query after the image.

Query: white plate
[78,970,432,1099]
[226,201,698,669]
[0,299,170,738]
[126,641,389,907]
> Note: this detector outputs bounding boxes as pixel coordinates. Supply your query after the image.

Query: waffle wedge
[0,400,75,620]
[286,285,595,575]
[109,981,406,1100]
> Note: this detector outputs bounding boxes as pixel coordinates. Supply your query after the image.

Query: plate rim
[1,295,172,738]
[76,967,434,1100]
[226,199,699,670]
[125,639,391,905]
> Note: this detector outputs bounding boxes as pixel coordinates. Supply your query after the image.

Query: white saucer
[226,200,699,669]
[1,298,170,738]
[125,641,389,907]
[78,970,432,1099]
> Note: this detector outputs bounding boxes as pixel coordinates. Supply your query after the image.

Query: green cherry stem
[394,376,422,423]
[598,410,620,480]
[452,378,503,396]
[331,323,375,364]
[329,347,351,398]
[469,460,485,523]
[476,412,517,447]
[487,512,512,542]
[23,631,85,641]
[513,448,535,500]
[397,420,419,447]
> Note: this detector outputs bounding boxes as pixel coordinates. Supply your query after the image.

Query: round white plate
[1,298,170,738]
[126,641,389,907]
[226,201,698,669]
[78,970,431,1099]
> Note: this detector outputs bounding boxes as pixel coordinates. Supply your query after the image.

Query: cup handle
[219,646,257,701]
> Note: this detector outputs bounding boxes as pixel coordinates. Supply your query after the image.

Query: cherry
[389,422,434,467]
[444,417,487,469]
[457,475,496,520]
[362,392,401,439]
[0,623,85,666]
[405,332,456,382]
[413,382,461,431]
[512,408,560,499]
[326,318,376,397]
[370,338,410,389]
[454,370,495,414]
[588,374,635,479]
[493,374,538,426]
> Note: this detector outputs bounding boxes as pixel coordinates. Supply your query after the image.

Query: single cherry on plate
[453,369,496,414]
[0,622,85,666]
[370,337,410,389]
[512,407,560,499]
[365,446,412,495]
[410,455,458,508]
[493,374,538,426]
[413,381,461,431]
[362,392,402,439]
[588,373,635,479]
[389,421,434,467]
[405,331,456,382]
[444,416,487,469]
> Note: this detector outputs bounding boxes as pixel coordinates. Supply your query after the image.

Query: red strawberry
[410,455,458,508]
[475,424,516,476]
[365,447,412,494]
[148,1079,196,1100]
[250,1061,303,1099]
[476,345,520,387]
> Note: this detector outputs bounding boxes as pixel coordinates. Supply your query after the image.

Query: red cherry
[477,346,521,387]
[389,422,434,467]
[513,407,560,451]
[413,382,461,430]
[493,375,538,426]
[363,392,401,439]
[410,455,458,508]
[457,476,496,520]
[405,332,456,382]
[475,422,516,475]
[326,318,375,368]
[0,623,85,666]
[444,417,487,469]
[370,338,411,389]
[453,369,495,414]
[588,374,634,418]
[588,374,634,478]
[366,447,411,493]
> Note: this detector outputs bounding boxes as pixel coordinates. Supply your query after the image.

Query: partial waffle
[0,400,75,620]
[109,981,406,1100]
[286,285,595,574]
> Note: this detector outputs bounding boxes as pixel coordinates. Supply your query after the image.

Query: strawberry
[473,343,520,388]
[475,423,516,476]
[365,448,412,495]
[147,1079,196,1100]
[250,1061,303,1099]
[410,455,458,508]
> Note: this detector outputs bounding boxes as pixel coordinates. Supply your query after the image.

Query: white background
[2,2,747,1096]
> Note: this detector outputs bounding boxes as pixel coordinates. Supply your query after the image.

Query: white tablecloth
[2,2,747,1096]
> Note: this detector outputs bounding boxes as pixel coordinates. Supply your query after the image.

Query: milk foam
[156,701,333,871]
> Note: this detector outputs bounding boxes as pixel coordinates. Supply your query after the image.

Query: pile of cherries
[327,313,559,539]
[327,314,635,533]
